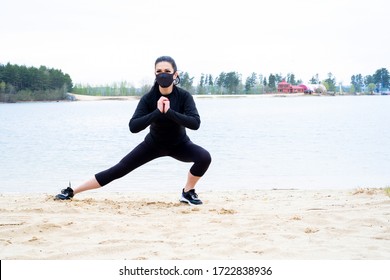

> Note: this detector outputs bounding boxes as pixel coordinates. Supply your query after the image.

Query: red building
[277,80,305,93]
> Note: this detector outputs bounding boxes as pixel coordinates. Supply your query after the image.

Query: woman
[55,56,211,205]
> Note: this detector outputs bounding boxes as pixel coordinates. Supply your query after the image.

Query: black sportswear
[94,84,211,187]
[129,85,200,147]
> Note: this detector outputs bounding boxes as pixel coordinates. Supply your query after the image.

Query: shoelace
[189,190,198,198]
[61,182,72,194]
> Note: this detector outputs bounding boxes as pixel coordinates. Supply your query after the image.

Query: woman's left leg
[170,141,212,191]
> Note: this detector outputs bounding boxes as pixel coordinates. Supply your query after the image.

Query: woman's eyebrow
[156,68,173,72]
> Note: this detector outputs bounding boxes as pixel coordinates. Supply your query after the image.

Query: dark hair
[155,56,177,72]
[154,56,180,85]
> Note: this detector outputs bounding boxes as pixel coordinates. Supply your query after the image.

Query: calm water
[1,95,389,193]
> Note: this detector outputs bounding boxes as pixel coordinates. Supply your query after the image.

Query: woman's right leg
[72,177,101,195]
[94,141,163,187]
[58,141,162,198]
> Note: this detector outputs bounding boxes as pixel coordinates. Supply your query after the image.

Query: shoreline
[1,188,389,260]
[0,92,380,103]
[70,93,141,101]
[69,92,369,101]
[69,92,307,101]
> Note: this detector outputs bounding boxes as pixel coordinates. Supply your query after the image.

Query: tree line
[0,63,73,102]
[75,67,390,96]
[189,68,389,94]
[349,68,390,94]
[2,62,389,102]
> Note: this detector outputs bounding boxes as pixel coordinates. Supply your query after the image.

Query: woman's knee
[200,149,212,166]
[195,149,211,174]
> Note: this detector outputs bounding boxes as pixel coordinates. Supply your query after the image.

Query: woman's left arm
[165,94,200,130]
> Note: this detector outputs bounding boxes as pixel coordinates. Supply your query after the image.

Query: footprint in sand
[28,236,39,242]
[304,228,319,234]
[208,208,236,215]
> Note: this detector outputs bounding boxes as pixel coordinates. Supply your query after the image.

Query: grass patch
[384,187,390,197]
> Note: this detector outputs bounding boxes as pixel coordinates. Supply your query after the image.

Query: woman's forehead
[155,61,174,71]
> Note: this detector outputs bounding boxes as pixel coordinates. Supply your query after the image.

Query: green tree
[197,73,206,95]
[373,68,390,89]
[0,81,6,93]
[351,74,363,92]
[245,72,257,93]
[309,74,319,84]
[367,83,376,94]
[119,81,128,95]
[2,63,19,90]
[207,74,214,86]
[180,72,194,92]
[275,73,283,84]
[38,66,50,90]
[223,72,241,94]
[199,74,205,88]
[364,75,374,86]
[216,72,226,94]
[287,73,296,85]
[268,74,276,91]
[324,72,336,92]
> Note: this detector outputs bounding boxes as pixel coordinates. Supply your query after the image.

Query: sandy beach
[0,188,389,260]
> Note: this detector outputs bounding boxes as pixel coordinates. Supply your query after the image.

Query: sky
[1,0,389,87]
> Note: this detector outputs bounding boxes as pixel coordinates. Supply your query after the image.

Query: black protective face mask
[156,73,174,88]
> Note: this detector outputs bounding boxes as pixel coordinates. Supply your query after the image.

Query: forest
[1,62,389,102]
[0,63,73,102]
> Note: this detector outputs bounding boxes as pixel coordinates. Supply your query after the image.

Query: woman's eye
[157,69,172,73]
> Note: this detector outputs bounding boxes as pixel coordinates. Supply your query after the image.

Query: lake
[0,95,389,194]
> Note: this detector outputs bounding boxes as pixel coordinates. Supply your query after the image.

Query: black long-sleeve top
[129,85,200,147]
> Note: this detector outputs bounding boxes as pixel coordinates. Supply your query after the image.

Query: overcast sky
[1,0,389,86]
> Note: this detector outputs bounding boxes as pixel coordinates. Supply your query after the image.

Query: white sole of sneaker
[179,196,202,206]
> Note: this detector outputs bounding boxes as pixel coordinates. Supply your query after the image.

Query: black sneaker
[180,188,203,205]
[54,185,74,200]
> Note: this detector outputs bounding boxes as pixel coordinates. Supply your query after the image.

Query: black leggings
[95,140,212,186]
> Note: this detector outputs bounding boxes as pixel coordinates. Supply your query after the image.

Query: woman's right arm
[129,98,161,133]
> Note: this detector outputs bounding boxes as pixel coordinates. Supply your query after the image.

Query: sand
[0,188,389,260]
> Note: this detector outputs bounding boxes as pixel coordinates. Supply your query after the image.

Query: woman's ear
[173,72,180,85]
